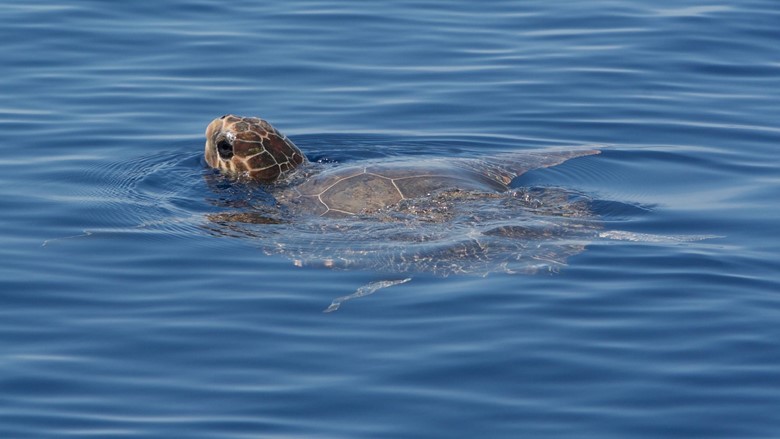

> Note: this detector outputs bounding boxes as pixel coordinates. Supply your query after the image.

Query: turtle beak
[204,118,225,169]
[205,117,223,140]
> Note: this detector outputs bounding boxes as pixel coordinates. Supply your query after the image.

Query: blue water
[2,1,780,437]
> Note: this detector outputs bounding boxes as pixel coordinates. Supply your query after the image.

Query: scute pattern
[320,173,403,215]
[284,165,497,217]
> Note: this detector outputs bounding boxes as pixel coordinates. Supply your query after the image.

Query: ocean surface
[2,1,779,437]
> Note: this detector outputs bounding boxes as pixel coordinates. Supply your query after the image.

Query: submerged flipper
[323,278,412,312]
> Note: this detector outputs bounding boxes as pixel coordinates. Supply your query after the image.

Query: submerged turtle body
[205,115,599,218]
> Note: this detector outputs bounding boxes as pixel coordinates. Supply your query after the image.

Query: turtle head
[204,115,306,182]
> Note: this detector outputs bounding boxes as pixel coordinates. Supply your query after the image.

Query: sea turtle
[204,115,600,217]
[203,114,602,275]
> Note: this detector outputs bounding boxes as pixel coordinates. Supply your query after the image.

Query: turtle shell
[280,160,507,217]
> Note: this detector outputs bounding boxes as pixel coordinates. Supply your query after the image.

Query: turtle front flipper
[463,148,601,186]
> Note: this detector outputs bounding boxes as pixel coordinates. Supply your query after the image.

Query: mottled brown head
[204,115,307,182]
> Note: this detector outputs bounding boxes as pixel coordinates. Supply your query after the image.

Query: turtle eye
[216,138,234,160]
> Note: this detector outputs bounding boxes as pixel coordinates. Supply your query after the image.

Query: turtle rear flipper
[464,148,601,186]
